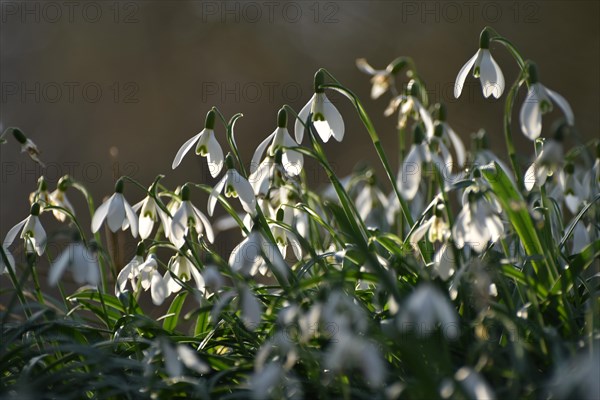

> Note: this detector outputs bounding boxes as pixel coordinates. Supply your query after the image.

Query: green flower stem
[484,26,526,70]
[0,246,32,321]
[502,74,527,192]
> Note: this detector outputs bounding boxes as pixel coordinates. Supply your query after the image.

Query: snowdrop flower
[170,185,214,249]
[49,176,75,222]
[91,179,138,238]
[397,124,431,201]
[208,155,256,216]
[454,367,496,400]
[453,191,504,253]
[131,186,170,240]
[4,203,46,256]
[355,174,389,229]
[270,207,302,260]
[385,80,434,137]
[294,70,344,143]
[138,254,168,305]
[171,110,224,178]
[10,127,45,167]
[454,30,504,99]
[48,237,99,287]
[251,108,303,177]
[410,204,450,245]
[240,285,263,331]
[116,243,145,295]
[229,229,289,280]
[582,145,600,200]
[29,176,51,210]
[520,63,574,140]
[397,283,460,340]
[248,156,277,197]
[557,163,585,214]
[164,251,205,295]
[355,58,396,99]
[325,332,386,388]
[524,138,563,191]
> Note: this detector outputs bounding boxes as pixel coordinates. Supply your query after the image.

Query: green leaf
[163,291,188,332]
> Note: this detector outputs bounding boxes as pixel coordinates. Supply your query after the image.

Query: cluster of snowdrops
[1,27,598,399]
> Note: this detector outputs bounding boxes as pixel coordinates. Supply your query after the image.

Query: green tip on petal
[205,110,216,130]
[314,70,325,93]
[30,202,41,216]
[479,29,490,49]
[115,179,125,194]
[181,184,191,201]
[277,108,288,128]
[225,153,235,170]
[527,62,539,84]
[12,128,27,144]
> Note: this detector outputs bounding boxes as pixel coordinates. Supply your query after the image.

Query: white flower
[4,203,46,256]
[240,285,263,331]
[270,207,303,260]
[435,119,466,168]
[138,254,168,305]
[397,284,460,340]
[132,194,170,240]
[164,252,205,295]
[325,332,385,388]
[229,230,289,279]
[454,367,496,400]
[520,81,574,140]
[524,139,563,191]
[116,253,144,295]
[294,92,344,143]
[49,187,75,222]
[410,205,450,245]
[248,157,277,197]
[356,58,394,99]
[251,109,303,177]
[453,193,504,253]
[48,241,99,287]
[397,128,431,201]
[11,128,45,167]
[433,243,456,281]
[385,90,434,137]
[91,181,138,238]
[170,195,214,249]
[208,168,256,216]
[171,111,224,177]
[454,44,504,99]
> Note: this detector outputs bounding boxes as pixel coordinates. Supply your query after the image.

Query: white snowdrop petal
[454,51,478,98]
[91,196,112,233]
[250,131,276,174]
[321,93,345,142]
[206,132,224,178]
[151,270,168,305]
[172,132,201,169]
[124,199,139,238]
[479,50,504,98]
[207,176,227,217]
[106,195,126,233]
[520,85,542,140]
[48,247,71,286]
[4,219,27,248]
[294,94,315,143]
[232,171,257,215]
[545,87,575,126]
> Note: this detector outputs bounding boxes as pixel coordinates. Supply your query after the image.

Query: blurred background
[1,0,598,277]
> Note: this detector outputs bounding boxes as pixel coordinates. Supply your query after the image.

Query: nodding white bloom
[91,180,138,238]
[208,160,256,217]
[355,176,389,229]
[397,125,431,201]
[385,81,434,137]
[248,157,277,197]
[164,252,205,295]
[397,284,460,340]
[519,66,574,141]
[116,247,144,295]
[10,128,45,167]
[410,204,450,245]
[453,191,504,253]
[29,177,50,211]
[433,243,456,281]
[294,71,344,143]
[4,203,46,256]
[454,31,504,99]
[49,181,75,223]
[171,110,224,177]
[556,163,586,214]
[325,332,385,388]
[131,190,170,240]
[270,206,303,260]
[251,108,303,177]
[170,186,214,248]
[583,149,600,200]
[229,230,289,280]
[48,240,99,287]
[355,58,395,99]
[137,254,167,305]
[524,138,563,191]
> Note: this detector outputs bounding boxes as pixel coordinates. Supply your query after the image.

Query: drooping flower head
[91,179,138,238]
[172,110,224,178]
[49,233,99,287]
[397,124,431,201]
[454,29,505,99]
[519,62,574,140]
[170,184,214,249]
[208,154,257,217]
[294,70,344,143]
[4,202,46,256]
[10,127,45,167]
[49,176,76,222]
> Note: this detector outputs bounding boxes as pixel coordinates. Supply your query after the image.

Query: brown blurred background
[1,1,598,271]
